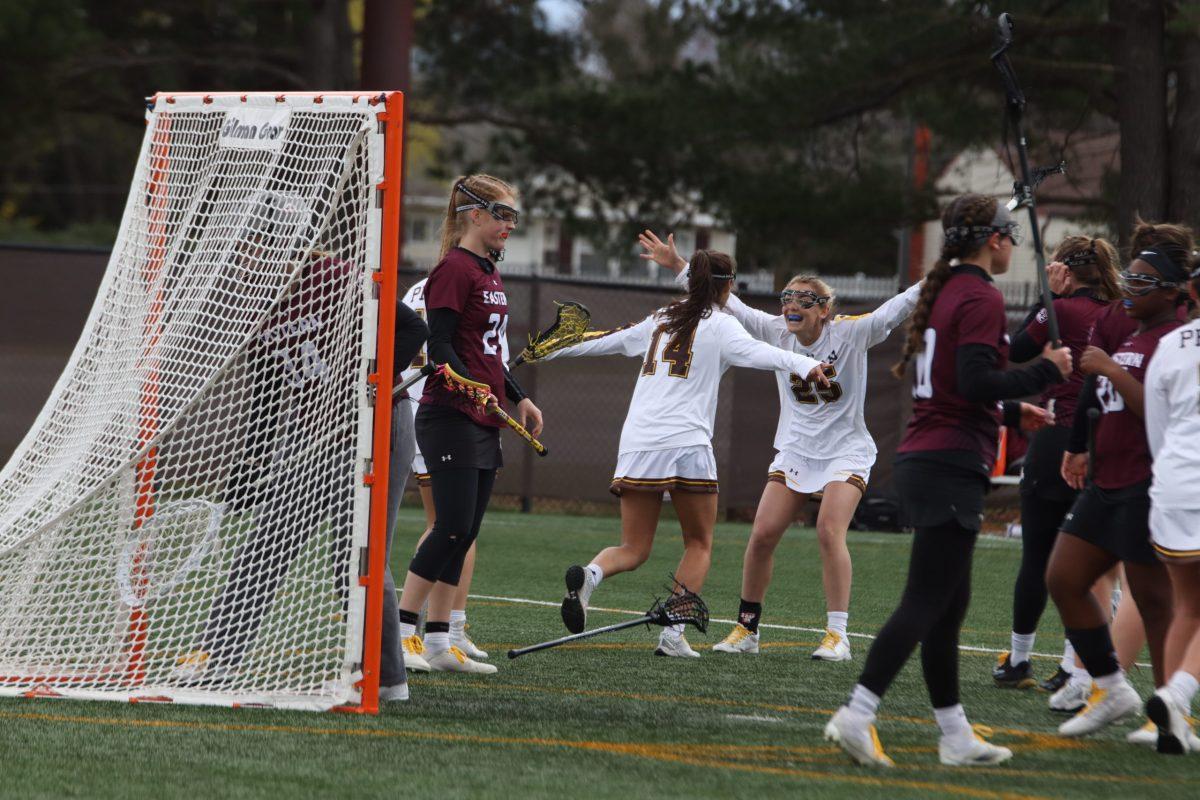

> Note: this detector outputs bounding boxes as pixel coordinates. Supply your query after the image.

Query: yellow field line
[0,707,1045,800]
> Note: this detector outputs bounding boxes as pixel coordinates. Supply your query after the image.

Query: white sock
[400,622,417,640]
[848,684,880,719]
[449,609,467,631]
[424,631,450,655]
[1095,669,1126,690]
[664,623,685,638]
[1010,632,1035,666]
[827,611,849,636]
[1060,640,1076,672]
[1167,670,1199,711]
[933,703,972,742]
[582,563,603,603]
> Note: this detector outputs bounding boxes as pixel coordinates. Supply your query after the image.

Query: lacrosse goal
[0,92,404,712]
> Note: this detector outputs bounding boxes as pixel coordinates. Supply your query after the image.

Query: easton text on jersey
[259,314,323,345]
[1112,350,1145,369]
[482,290,508,305]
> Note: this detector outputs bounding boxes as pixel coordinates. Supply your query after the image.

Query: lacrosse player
[534,250,828,657]
[395,175,541,676]
[826,194,1069,768]
[644,231,919,663]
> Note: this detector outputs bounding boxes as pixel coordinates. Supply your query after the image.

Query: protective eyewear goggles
[779,289,830,309]
[455,183,520,224]
[945,222,1023,247]
[1119,269,1179,296]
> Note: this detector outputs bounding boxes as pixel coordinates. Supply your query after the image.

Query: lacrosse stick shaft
[391,363,435,401]
[507,615,654,659]
[487,403,549,457]
[991,14,1060,344]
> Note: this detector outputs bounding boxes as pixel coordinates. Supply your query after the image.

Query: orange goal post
[0,91,404,713]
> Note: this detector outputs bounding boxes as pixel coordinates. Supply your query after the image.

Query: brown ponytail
[1053,235,1121,302]
[659,250,735,348]
[437,174,518,260]
[892,193,999,378]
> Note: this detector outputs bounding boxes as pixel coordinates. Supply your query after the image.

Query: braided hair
[659,250,735,349]
[892,194,999,379]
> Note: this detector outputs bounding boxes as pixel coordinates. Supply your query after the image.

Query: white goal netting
[0,94,398,710]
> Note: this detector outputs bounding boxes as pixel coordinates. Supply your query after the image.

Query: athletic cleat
[1058,681,1140,737]
[379,682,409,702]
[561,565,588,634]
[824,707,894,767]
[428,645,498,674]
[655,631,701,658]
[402,635,431,672]
[1049,677,1091,714]
[1127,720,1158,748]
[1145,688,1190,755]
[992,651,1035,689]
[170,650,234,685]
[938,727,1013,767]
[712,623,760,654]
[812,629,852,662]
[451,622,488,660]
[1038,666,1072,693]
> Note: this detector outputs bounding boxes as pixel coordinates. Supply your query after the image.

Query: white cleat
[560,565,589,634]
[824,707,894,767]
[812,629,852,662]
[402,635,431,672]
[938,729,1013,767]
[428,646,498,674]
[1145,688,1191,755]
[379,682,409,702]
[1127,720,1158,748]
[655,631,701,658]
[1058,681,1140,737]
[1049,677,1090,714]
[451,623,489,660]
[712,623,760,654]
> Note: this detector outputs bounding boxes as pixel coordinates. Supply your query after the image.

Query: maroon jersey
[420,247,509,427]
[1023,291,1109,428]
[1090,315,1182,489]
[897,266,1008,472]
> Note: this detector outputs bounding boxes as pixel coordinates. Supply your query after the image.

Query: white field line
[469,592,1153,669]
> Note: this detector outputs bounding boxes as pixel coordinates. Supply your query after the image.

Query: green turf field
[2,508,1192,799]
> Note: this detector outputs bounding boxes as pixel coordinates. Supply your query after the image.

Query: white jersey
[715,283,919,461]
[1145,318,1200,509]
[542,308,821,454]
[398,278,428,403]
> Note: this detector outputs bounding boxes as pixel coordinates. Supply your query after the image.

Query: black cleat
[1037,666,1071,693]
[992,651,1036,689]
[560,565,587,634]
[1145,692,1187,755]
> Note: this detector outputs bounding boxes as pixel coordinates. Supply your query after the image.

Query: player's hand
[1043,343,1073,378]
[808,363,832,388]
[1019,402,1053,432]
[638,230,687,273]
[1046,261,1071,296]
[517,398,544,437]
[1061,451,1088,490]
[1079,345,1114,378]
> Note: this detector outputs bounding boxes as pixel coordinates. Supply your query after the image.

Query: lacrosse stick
[991,12,1063,344]
[437,363,549,457]
[391,362,436,401]
[510,301,592,367]
[507,580,709,659]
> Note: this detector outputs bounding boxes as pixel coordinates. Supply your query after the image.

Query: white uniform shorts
[1151,504,1200,563]
[611,445,718,496]
[411,449,430,487]
[767,451,871,496]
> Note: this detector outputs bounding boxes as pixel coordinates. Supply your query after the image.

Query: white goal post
[0,91,405,712]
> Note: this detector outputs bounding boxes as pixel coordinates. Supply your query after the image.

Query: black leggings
[408,467,496,585]
[1011,490,1075,635]
[858,519,978,708]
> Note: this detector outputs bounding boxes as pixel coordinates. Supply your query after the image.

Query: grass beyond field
[3,509,1192,799]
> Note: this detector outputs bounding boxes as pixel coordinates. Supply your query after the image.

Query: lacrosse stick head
[517,301,592,364]
[435,363,494,411]
[646,580,709,634]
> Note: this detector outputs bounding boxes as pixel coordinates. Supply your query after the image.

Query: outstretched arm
[849,281,922,347]
[538,315,656,362]
[718,317,827,384]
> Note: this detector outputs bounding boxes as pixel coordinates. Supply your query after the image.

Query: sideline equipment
[0,91,406,712]
[508,582,709,659]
